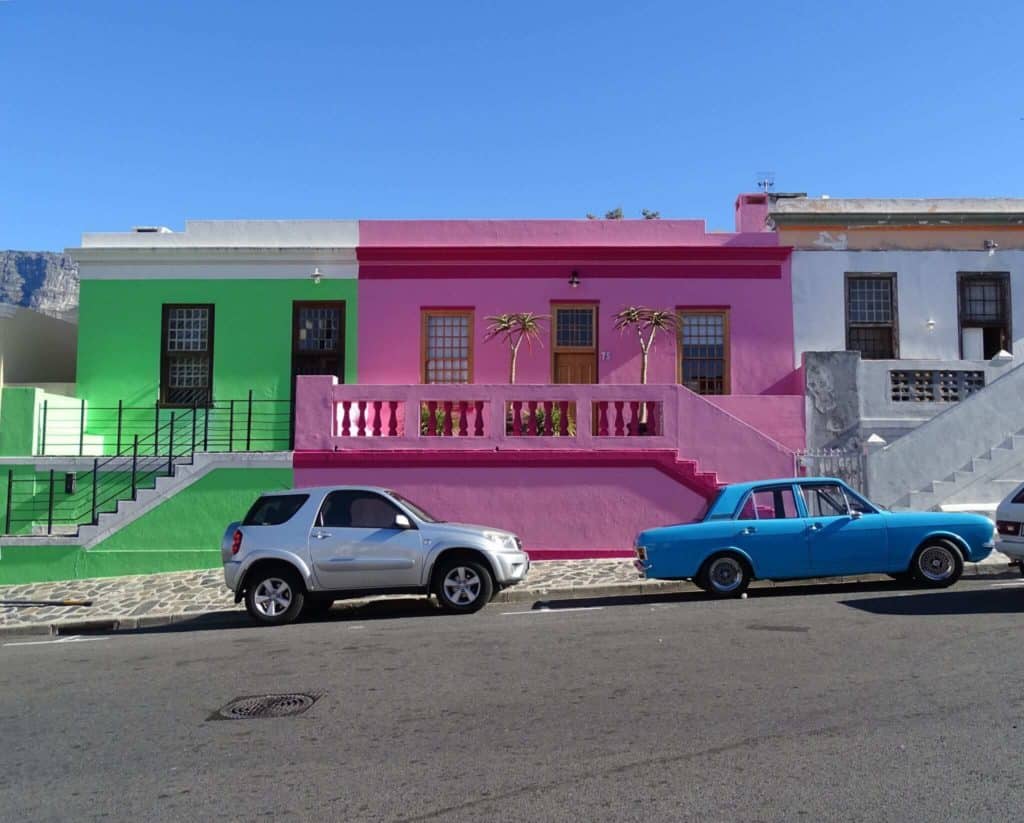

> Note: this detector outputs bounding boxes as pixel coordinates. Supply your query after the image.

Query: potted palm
[484,312,547,385]
[613,307,677,433]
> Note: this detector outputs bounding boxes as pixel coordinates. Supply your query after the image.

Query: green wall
[0,387,37,456]
[77,278,358,410]
[0,467,293,585]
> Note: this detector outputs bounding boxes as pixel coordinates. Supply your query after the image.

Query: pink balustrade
[294,377,798,483]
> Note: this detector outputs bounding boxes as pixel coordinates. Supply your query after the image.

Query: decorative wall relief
[804,351,861,449]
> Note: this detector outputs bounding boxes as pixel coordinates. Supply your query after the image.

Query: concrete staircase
[907,429,1024,511]
[3,452,292,549]
[868,360,1024,511]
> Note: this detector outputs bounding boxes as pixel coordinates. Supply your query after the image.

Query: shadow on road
[534,579,912,611]
[113,597,446,635]
[841,586,1024,616]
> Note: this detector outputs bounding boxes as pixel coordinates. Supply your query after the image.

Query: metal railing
[797,447,866,494]
[6,394,292,537]
[35,392,292,456]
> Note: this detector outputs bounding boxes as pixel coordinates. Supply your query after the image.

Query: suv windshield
[388,491,442,523]
[242,494,309,526]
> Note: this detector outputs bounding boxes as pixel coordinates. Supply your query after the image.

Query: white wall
[792,250,1024,365]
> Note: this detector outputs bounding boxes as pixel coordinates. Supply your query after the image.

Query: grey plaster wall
[804,352,861,449]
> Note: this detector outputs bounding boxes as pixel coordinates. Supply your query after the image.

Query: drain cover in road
[214,693,322,720]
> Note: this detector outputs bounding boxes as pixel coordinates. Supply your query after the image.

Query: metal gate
[797,448,866,494]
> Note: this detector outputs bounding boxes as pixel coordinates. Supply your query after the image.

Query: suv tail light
[997,521,1022,537]
[231,530,243,555]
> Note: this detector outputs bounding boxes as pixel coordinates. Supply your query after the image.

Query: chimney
[734,193,771,233]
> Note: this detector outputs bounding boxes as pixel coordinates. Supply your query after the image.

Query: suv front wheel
[244,565,306,626]
[434,557,493,614]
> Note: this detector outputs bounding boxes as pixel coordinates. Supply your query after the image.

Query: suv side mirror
[394,513,412,529]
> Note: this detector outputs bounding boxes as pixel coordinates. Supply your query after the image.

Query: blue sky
[2,0,1022,251]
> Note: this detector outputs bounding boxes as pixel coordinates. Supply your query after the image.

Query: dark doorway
[291,301,345,445]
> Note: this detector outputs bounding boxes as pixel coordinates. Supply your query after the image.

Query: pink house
[294,195,803,558]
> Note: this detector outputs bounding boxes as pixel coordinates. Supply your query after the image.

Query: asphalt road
[2,578,1023,823]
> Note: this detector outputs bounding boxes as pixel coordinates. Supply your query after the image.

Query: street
[2,579,1023,822]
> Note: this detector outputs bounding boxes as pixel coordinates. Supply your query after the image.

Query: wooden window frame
[160,303,215,408]
[420,309,475,384]
[844,273,899,360]
[956,272,1011,359]
[676,308,731,395]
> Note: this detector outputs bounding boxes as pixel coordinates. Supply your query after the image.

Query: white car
[221,486,530,625]
[995,481,1024,576]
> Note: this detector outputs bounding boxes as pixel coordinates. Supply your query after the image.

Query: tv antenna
[756,172,776,193]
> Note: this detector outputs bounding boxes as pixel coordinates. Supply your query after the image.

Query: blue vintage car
[634,477,996,597]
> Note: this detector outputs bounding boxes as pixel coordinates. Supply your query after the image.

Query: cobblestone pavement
[0,553,1014,634]
[0,560,651,632]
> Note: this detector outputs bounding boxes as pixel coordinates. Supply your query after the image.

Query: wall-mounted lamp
[569,270,580,288]
[926,318,936,331]
[984,240,999,256]
[311,267,323,285]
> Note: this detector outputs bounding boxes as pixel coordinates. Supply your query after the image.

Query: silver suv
[221,486,530,625]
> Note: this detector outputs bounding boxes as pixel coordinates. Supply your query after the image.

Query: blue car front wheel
[912,541,963,588]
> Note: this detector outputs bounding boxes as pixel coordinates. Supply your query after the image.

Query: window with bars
[161,304,214,406]
[678,311,729,395]
[958,273,1010,359]
[554,308,595,348]
[846,274,897,359]
[422,311,473,383]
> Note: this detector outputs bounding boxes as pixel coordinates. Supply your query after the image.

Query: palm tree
[485,313,547,384]
[613,306,677,384]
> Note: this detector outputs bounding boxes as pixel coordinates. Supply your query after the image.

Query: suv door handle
[313,532,332,540]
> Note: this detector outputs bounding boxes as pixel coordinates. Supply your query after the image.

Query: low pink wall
[293,463,708,554]
[705,395,805,453]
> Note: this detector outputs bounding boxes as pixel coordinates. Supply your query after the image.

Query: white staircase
[906,430,1024,511]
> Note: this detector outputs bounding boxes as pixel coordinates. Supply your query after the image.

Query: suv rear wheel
[245,565,305,626]
[434,557,493,614]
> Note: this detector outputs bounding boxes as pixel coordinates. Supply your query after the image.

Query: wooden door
[552,304,598,384]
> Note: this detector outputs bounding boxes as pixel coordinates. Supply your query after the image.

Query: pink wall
[293,462,708,554]
[356,219,795,396]
[357,275,794,394]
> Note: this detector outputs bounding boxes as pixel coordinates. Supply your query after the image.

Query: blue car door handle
[741,526,756,535]
[808,523,822,532]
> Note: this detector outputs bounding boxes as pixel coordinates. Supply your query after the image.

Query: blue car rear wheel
[699,553,751,598]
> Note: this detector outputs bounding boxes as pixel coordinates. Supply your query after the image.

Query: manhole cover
[214,692,322,720]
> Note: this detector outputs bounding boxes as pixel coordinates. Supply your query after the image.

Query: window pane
[741,488,799,520]
[802,484,848,518]
[424,313,471,384]
[848,327,895,359]
[679,312,727,395]
[297,307,340,352]
[555,309,594,347]
[847,278,893,324]
[320,491,401,529]
[243,494,309,526]
[166,307,209,352]
[961,278,1008,324]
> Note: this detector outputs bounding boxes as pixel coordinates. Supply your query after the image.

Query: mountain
[0,251,79,320]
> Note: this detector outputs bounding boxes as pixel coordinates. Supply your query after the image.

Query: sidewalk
[1,553,1017,636]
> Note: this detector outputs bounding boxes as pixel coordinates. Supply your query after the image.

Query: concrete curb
[1,560,1017,639]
